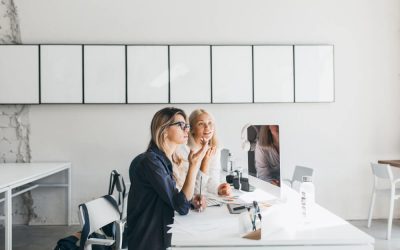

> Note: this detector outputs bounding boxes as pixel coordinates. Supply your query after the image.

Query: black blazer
[126,142,191,250]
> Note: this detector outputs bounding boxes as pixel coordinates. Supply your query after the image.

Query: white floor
[349,219,400,250]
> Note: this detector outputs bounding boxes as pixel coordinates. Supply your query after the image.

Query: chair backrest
[108,170,126,218]
[371,162,393,180]
[220,148,230,171]
[292,165,314,183]
[79,196,121,240]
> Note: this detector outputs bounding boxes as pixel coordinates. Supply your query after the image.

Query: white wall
[14,0,400,223]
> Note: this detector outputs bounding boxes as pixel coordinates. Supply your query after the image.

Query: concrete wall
[0,0,35,225]
[2,0,400,224]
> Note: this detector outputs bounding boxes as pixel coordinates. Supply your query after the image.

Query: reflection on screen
[247,125,280,187]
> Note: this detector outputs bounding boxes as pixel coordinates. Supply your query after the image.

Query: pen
[199,176,202,212]
[253,201,262,221]
[252,213,256,231]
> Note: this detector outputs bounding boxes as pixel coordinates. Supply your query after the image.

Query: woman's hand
[200,145,216,173]
[218,183,232,196]
[271,179,280,186]
[188,139,208,169]
[192,194,207,212]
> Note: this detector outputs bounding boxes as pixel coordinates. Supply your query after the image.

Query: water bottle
[300,176,315,223]
[225,153,235,184]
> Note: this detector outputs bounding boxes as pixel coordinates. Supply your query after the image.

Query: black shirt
[126,142,191,250]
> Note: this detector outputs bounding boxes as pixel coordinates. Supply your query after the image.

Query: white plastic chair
[367,162,400,240]
[282,165,314,190]
[79,196,126,250]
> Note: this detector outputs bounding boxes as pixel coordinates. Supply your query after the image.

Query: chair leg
[367,191,376,228]
[387,192,395,240]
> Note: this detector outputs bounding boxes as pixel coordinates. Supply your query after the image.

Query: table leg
[67,167,71,225]
[5,188,12,250]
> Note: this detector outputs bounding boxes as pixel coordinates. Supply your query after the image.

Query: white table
[171,176,374,250]
[0,162,71,250]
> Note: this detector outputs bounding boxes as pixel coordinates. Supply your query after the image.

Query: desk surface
[0,162,71,190]
[171,176,374,249]
[378,160,400,168]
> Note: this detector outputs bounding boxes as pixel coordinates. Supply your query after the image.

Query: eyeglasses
[169,121,190,130]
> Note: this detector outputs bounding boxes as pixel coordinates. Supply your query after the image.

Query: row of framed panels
[0,45,334,104]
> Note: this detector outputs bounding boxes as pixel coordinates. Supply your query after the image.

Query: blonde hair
[149,107,186,165]
[188,109,218,148]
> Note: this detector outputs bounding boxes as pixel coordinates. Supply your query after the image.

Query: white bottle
[300,176,315,223]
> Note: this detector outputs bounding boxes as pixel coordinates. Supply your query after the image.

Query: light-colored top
[255,143,280,183]
[175,145,221,195]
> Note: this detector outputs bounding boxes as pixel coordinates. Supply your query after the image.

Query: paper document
[168,207,236,236]
[238,189,277,203]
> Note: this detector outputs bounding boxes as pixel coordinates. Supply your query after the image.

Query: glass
[169,121,190,130]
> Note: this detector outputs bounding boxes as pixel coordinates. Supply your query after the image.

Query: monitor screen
[247,125,280,187]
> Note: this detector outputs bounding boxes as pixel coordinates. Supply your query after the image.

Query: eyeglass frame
[169,121,191,130]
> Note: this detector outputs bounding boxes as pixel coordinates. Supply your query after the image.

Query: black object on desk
[226,174,235,184]
[233,205,246,211]
[232,177,255,192]
[227,203,250,214]
[240,178,255,192]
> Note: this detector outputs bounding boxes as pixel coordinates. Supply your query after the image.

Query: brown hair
[258,125,279,152]
[188,109,218,148]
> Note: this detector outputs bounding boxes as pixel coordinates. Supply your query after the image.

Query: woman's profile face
[165,114,189,145]
[192,113,215,142]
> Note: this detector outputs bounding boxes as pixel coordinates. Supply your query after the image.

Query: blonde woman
[126,107,208,250]
[177,109,231,196]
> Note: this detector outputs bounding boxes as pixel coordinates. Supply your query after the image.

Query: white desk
[0,162,71,250]
[171,176,374,250]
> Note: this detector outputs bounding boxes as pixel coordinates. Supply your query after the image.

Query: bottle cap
[302,176,312,182]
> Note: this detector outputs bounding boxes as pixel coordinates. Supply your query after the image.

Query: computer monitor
[246,125,280,187]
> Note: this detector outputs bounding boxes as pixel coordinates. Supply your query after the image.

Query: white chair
[367,162,400,240]
[79,196,126,250]
[282,165,314,190]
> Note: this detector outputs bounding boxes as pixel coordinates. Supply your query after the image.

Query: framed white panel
[170,46,211,103]
[254,46,294,102]
[84,45,125,103]
[41,45,82,103]
[294,45,334,102]
[212,46,252,103]
[127,46,168,103]
[0,45,39,104]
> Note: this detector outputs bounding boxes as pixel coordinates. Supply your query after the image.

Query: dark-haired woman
[255,125,280,186]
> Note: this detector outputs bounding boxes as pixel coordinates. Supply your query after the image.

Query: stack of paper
[168,207,237,238]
